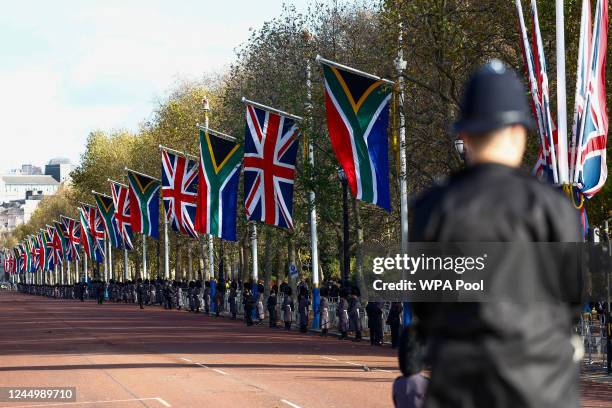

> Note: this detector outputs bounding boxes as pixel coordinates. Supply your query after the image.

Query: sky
[0,0,308,173]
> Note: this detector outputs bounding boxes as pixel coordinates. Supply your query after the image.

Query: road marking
[281,399,302,408]
[180,357,229,376]
[0,397,171,408]
[321,355,394,373]
[155,398,172,407]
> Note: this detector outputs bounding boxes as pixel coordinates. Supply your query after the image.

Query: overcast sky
[0,0,308,172]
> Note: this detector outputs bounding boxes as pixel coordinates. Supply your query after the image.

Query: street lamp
[454,138,465,161]
[603,219,611,314]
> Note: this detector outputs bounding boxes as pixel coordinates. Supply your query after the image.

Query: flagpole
[556,0,569,183]
[75,256,79,285]
[164,214,170,280]
[202,97,215,308]
[305,53,320,329]
[103,239,108,283]
[108,239,113,281]
[67,260,71,285]
[396,22,412,326]
[251,223,258,320]
[83,250,88,284]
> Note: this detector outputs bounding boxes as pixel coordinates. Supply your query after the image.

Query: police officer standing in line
[411,60,581,408]
[136,278,145,310]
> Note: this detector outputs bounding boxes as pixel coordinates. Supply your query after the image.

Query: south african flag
[321,60,392,211]
[195,129,243,241]
[127,170,161,239]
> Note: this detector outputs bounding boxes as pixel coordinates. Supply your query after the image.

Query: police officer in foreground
[411,60,581,408]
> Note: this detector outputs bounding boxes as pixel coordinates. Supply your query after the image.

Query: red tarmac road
[0,292,610,408]
[0,292,398,408]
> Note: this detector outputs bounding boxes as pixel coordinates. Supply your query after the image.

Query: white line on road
[321,355,394,373]
[155,397,172,407]
[180,357,229,376]
[0,397,172,408]
[281,399,303,408]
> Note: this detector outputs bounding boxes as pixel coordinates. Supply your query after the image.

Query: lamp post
[337,168,350,288]
[603,219,611,313]
[454,138,465,162]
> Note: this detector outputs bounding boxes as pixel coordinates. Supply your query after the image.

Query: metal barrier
[578,315,608,365]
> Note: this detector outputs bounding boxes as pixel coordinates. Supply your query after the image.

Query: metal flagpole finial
[202,97,210,112]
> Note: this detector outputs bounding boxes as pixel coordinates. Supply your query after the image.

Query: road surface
[0,292,610,407]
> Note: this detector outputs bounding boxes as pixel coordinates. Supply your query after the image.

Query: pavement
[0,292,610,407]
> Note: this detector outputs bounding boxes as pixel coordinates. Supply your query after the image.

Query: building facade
[0,175,59,204]
[0,198,41,233]
[44,157,74,183]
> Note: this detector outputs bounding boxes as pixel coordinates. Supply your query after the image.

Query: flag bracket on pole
[241,97,303,121]
[316,55,395,85]
[159,144,198,161]
[194,125,237,142]
[124,167,161,182]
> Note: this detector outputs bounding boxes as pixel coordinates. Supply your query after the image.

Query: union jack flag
[79,204,105,262]
[46,225,63,270]
[36,231,46,271]
[110,181,134,250]
[573,0,608,198]
[243,104,300,229]
[516,0,559,183]
[61,216,81,261]
[161,149,199,238]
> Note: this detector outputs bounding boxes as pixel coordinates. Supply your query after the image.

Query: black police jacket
[411,163,581,408]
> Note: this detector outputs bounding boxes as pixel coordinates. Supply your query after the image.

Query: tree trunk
[288,236,297,295]
[275,243,284,285]
[240,232,250,284]
[263,228,272,299]
[187,242,193,281]
[175,236,181,281]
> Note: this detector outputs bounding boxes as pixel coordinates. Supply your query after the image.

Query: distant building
[0,196,42,233]
[0,175,59,204]
[9,164,43,176]
[44,157,74,183]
